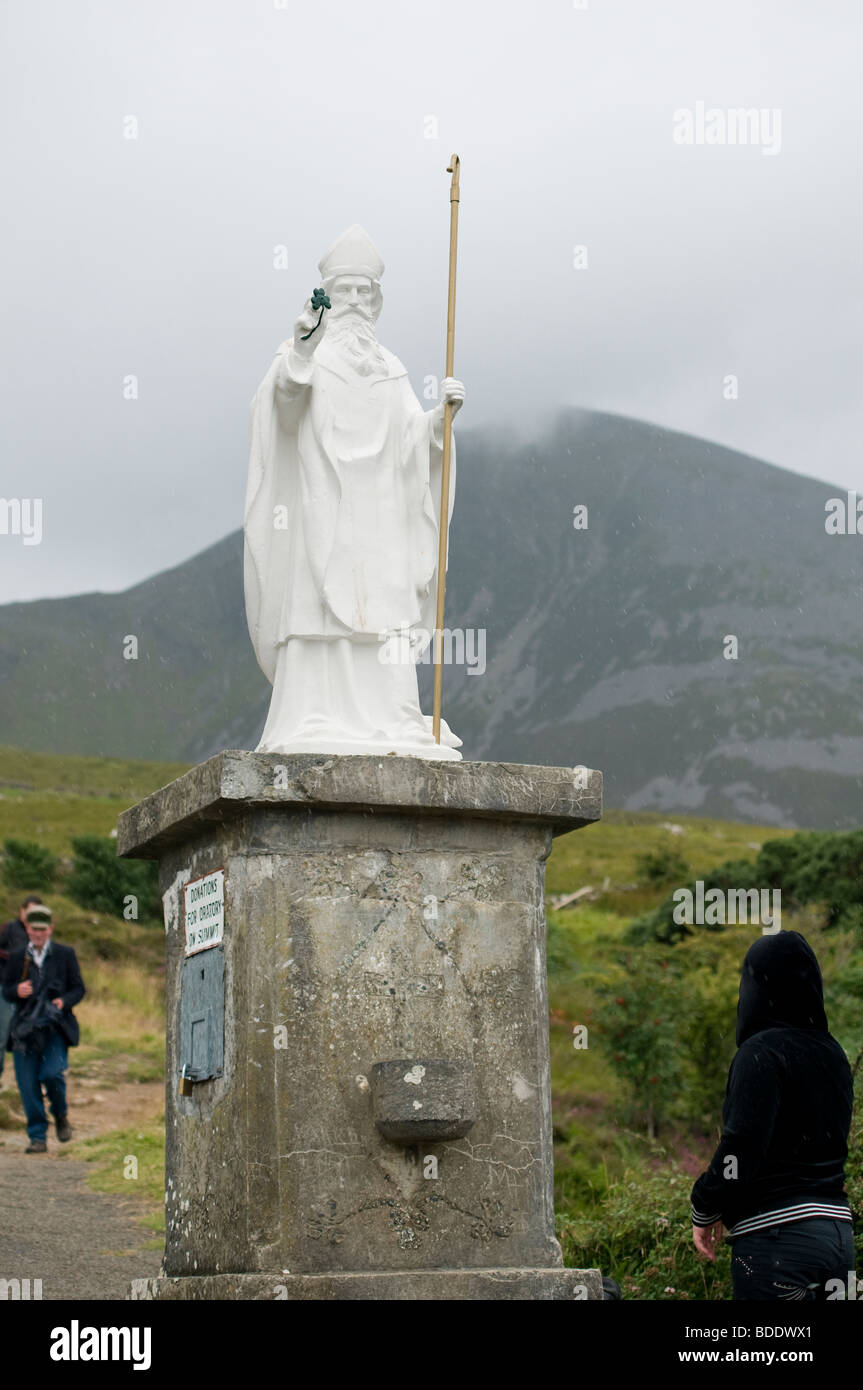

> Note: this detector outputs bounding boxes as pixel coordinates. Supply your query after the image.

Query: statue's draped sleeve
[244,340,456,683]
[405,380,457,651]
[244,339,310,683]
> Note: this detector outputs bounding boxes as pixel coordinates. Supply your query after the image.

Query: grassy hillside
[1,746,859,1297]
[0,745,191,852]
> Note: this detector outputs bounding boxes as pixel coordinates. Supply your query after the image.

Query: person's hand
[693,1222,723,1260]
[17,980,33,998]
[52,997,64,1010]
[440,377,465,418]
[292,297,328,359]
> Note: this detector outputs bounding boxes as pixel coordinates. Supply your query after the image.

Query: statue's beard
[326,306,387,377]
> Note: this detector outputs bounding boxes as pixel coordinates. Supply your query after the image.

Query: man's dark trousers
[0,918,27,1081]
[731,1218,855,1300]
[13,1029,68,1142]
[0,995,13,1081]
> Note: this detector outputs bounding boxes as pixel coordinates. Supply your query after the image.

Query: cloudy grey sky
[2,0,860,602]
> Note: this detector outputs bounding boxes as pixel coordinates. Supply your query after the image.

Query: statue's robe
[244,335,461,757]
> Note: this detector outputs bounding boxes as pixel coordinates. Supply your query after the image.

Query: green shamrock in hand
[301,287,332,341]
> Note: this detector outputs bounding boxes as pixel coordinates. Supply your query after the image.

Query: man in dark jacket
[2,903,85,1153]
[691,930,854,1299]
[0,894,42,1080]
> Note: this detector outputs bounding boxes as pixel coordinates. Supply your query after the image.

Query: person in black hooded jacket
[690,930,855,1300]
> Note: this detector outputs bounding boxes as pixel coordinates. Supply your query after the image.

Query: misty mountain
[2,409,861,828]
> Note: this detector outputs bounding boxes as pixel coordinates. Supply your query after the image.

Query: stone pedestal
[118,752,603,1300]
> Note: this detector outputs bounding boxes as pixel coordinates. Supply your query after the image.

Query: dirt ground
[0,1075,164,1300]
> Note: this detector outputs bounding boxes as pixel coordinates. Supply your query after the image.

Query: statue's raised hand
[292,295,329,358]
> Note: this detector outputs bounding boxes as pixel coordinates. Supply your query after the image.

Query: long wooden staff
[432,154,460,744]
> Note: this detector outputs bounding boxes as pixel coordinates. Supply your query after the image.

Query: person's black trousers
[730,1217,856,1300]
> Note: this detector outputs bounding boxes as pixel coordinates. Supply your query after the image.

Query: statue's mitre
[318,224,385,283]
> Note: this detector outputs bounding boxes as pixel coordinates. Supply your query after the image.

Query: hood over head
[736,931,828,1046]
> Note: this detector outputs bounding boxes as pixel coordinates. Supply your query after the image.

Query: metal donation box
[178,869,225,1089]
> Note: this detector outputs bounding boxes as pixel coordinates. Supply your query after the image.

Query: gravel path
[0,1145,162,1300]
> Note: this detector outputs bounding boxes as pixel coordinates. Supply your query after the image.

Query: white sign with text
[184,870,225,956]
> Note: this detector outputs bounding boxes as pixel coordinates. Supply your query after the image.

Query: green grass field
[1,744,860,1298]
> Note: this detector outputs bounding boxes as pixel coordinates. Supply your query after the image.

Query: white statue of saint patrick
[244,224,465,759]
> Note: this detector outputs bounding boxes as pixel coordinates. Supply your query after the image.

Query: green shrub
[845,1062,863,1274]
[624,859,760,944]
[676,961,739,1131]
[1,837,58,890]
[620,910,659,946]
[758,829,863,927]
[840,904,863,937]
[67,836,160,923]
[625,829,863,943]
[636,843,688,887]
[596,948,682,1138]
[558,1159,732,1300]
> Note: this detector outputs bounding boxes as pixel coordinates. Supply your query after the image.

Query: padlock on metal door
[178,1063,194,1097]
